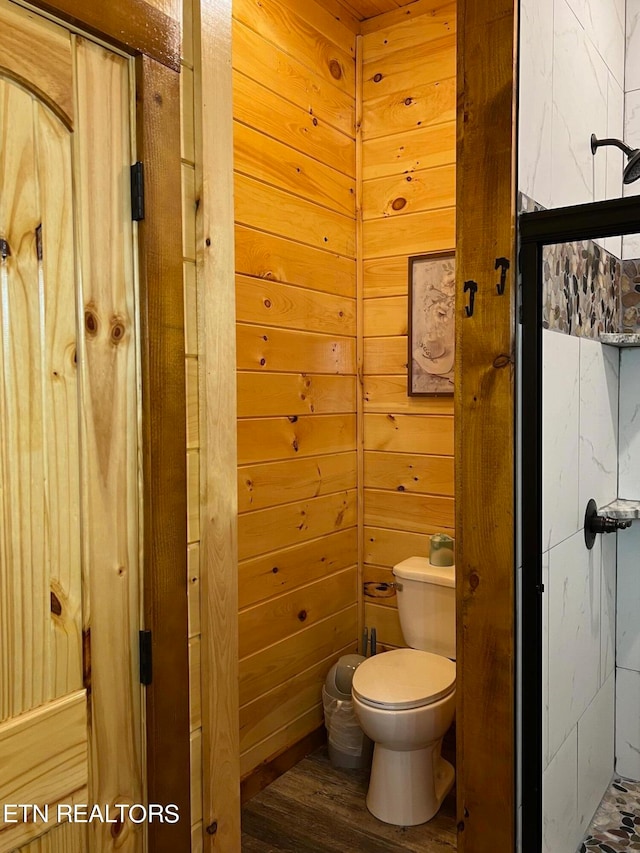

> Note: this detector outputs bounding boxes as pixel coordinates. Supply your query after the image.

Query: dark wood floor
[241,746,457,852]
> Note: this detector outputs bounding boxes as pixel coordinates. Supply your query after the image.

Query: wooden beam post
[136,54,192,853]
[194,0,242,849]
[455,1,518,851]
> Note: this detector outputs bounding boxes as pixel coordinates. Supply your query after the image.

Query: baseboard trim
[240,725,327,804]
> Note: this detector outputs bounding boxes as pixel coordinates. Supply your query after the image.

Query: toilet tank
[392,556,456,658]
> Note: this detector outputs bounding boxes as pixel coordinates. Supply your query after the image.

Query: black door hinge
[139,629,152,685]
[131,162,145,221]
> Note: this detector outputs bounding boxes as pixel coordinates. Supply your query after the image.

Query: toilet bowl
[352,555,456,826]
[352,647,456,826]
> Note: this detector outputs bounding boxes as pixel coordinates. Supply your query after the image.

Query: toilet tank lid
[392,556,455,587]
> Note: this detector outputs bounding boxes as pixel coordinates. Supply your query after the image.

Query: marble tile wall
[521,3,640,849]
[519,0,625,257]
[619,0,640,780]
[619,349,640,499]
[541,329,618,853]
[616,351,640,782]
[624,1,640,259]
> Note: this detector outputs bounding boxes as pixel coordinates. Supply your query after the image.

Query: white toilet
[351,556,456,826]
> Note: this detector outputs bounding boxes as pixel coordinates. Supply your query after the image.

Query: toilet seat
[352,648,455,711]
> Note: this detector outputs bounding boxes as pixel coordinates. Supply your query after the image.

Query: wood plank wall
[361,3,456,647]
[232,0,359,780]
[180,0,203,846]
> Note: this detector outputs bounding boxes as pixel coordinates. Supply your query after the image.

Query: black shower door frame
[519,194,640,853]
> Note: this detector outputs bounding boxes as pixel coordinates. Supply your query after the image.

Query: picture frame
[408,251,456,396]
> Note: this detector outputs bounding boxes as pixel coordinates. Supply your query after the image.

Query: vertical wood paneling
[195,0,242,847]
[0,84,45,721]
[361,4,456,648]
[16,820,88,853]
[74,39,144,852]
[18,0,181,71]
[1,3,191,852]
[181,0,208,846]
[36,102,83,702]
[0,1,74,127]
[233,0,358,782]
[355,33,365,653]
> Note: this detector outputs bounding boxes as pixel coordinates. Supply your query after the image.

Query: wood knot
[297,610,307,622]
[469,572,480,591]
[397,484,405,491]
[260,358,266,366]
[264,298,272,308]
[83,629,91,693]
[329,59,342,79]
[373,72,383,83]
[50,591,62,617]
[84,310,98,336]
[404,97,413,106]
[110,321,125,344]
[392,197,407,211]
[0,237,11,260]
[206,822,218,836]
[272,566,279,574]
[111,818,124,839]
[493,353,512,369]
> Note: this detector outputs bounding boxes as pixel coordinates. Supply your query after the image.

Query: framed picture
[408,252,455,396]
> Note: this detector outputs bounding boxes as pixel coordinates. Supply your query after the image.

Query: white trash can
[322,654,372,770]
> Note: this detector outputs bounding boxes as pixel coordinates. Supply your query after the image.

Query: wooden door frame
[455,1,518,851]
[18,2,191,850]
[194,0,242,849]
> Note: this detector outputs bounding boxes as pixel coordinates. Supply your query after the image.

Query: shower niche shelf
[597,498,640,520]
[600,333,640,347]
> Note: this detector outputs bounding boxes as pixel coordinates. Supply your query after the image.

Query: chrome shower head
[591,133,640,184]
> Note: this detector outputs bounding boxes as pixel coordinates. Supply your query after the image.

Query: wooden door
[0,2,144,851]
